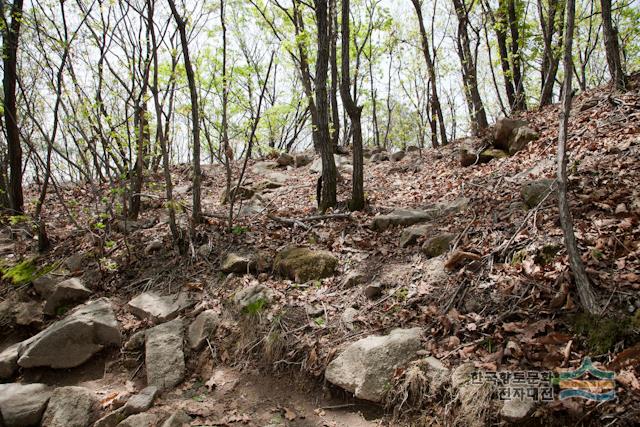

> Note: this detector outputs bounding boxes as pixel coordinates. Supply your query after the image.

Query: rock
[43,278,92,315]
[341,307,358,330]
[18,298,121,369]
[41,386,97,427]
[220,185,255,204]
[145,318,185,391]
[264,171,289,185]
[294,154,312,168]
[65,254,85,272]
[493,118,538,154]
[127,292,192,323]
[187,310,219,350]
[421,233,456,258]
[220,252,269,274]
[237,196,265,217]
[371,208,441,232]
[406,145,420,152]
[501,399,535,422]
[14,301,43,326]
[390,150,405,162]
[233,285,274,311]
[399,224,431,248]
[580,98,599,112]
[0,344,20,380]
[117,413,159,427]
[276,152,294,167]
[252,180,283,192]
[124,330,146,351]
[0,383,52,427]
[251,161,278,175]
[161,410,192,427]
[197,244,211,258]
[370,152,389,163]
[520,179,555,208]
[478,148,508,163]
[33,275,57,299]
[342,271,365,288]
[459,148,478,167]
[93,408,127,427]
[113,219,141,233]
[325,328,422,402]
[144,240,163,255]
[123,386,158,414]
[310,154,352,174]
[364,284,383,300]
[421,257,448,286]
[274,246,338,283]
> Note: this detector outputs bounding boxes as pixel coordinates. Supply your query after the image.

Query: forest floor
[2,75,640,426]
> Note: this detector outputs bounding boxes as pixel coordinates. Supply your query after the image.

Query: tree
[340,0,365,210]
[557,0,599,314]
[0,0,25,214]
[601,0,626,90]
[537,0,565,107]
[168,0,202,224]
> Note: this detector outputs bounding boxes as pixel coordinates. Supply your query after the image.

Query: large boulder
[41,386,97,427]
[520,179,555,208]
[127,292,192,323]
[325,328,423,402]
[274,246,338,283]
[43,278,92,315]
[145,318,185,391]
[187,310,219,350]
[371,208,441,232]
[494,118,538,154]
[18,299,121,369]
[0,383,52,427]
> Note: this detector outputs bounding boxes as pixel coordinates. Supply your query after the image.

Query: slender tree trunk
[315,0,337,211]
[539,0,564,107]
[329,0,340,152]
[507,0,527,111]
[1,0,25,214]
[411,0,447,146]
[600,0,626,91]
[557,0,599,314]
[168,0,202,224]
[340,0,364,211]
[220,0,233,231]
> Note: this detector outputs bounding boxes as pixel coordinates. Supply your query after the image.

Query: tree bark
[329,0,340,152]
[557,0,599,314]
[600,0,626,91]
[168,0,202,224]
[340,0,364,211]
[1,0,25,214]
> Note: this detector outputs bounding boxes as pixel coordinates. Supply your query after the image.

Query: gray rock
[220,252,269,274]
[41,386,97,427]
[406,145,420,152]
[399,224,431,248]
[0,344,20,380]
[342,271,365,288]
[501,399,535,422]
[144,240,163,255]
[341,307,358,331]
[494,118,528,151]
[65,254,85,272]
[325,328,423,402]
[390,150,405,162]
[113,219,141,233]
[187,310,219,350]
[43,278,92,315]
[310,154,351,174]
[276,152,294,167]
[364,284,383,300]
[220,185,255,204]
[117,413,159,427]
[127,292,192,323]
[251,161,278,175]
[161,410,192,427]
[33,275,57,299]
[145,318,185,391]
[0,383,52,427]
[421,257,448,286]
[371,208,441,232]
[233,285,274,311]
[18,298,121,369]
[510,126,539,154]
[520,179,556,208]
[123,386,158,414]
[14,301,43,326]
[274,246,338,283]
[124,330,146,351]
[294,154,313,168]
[370,152,389,163]
[93,408,127,427]
[421,233,456,258]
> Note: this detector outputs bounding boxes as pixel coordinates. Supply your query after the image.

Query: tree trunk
[329,0,340,152]
[411,0,447,146]
[600,0,626,91]
[340,0,364,211]
[557,0,599,314]
[315,0,337,211]
[538,0,564,107]
[1,0,25,214]
[507,0,527,111]
[168,0,202,224]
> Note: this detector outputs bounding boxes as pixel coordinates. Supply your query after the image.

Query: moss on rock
[274,246,338,283]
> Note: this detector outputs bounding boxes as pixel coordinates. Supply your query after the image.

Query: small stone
[276,152,294,167]
[197,244,211,258]
[124,330,146,351]
[43,278,93,315]
[220,252,269,274]
[520,179,556,208]
[341,307,358,330]
[187,310,219,350]
[399,224,431,248]
[117,413,159,427]
[33,275,57,299]
[390,150,406,161]
[421,233,456,258]
[66,254,85,272]
[0,383,52,427]
[342,271,365,288]
[145,240,163,255]
[233,285,274,311]
[127,292,192,323]
[123,386,158,414]
[41,386,97,427]
[145,318,185,391]
[161,410,192,427]
[364,284,382,300]
[294,154,313,168]
[501,399,535,422]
